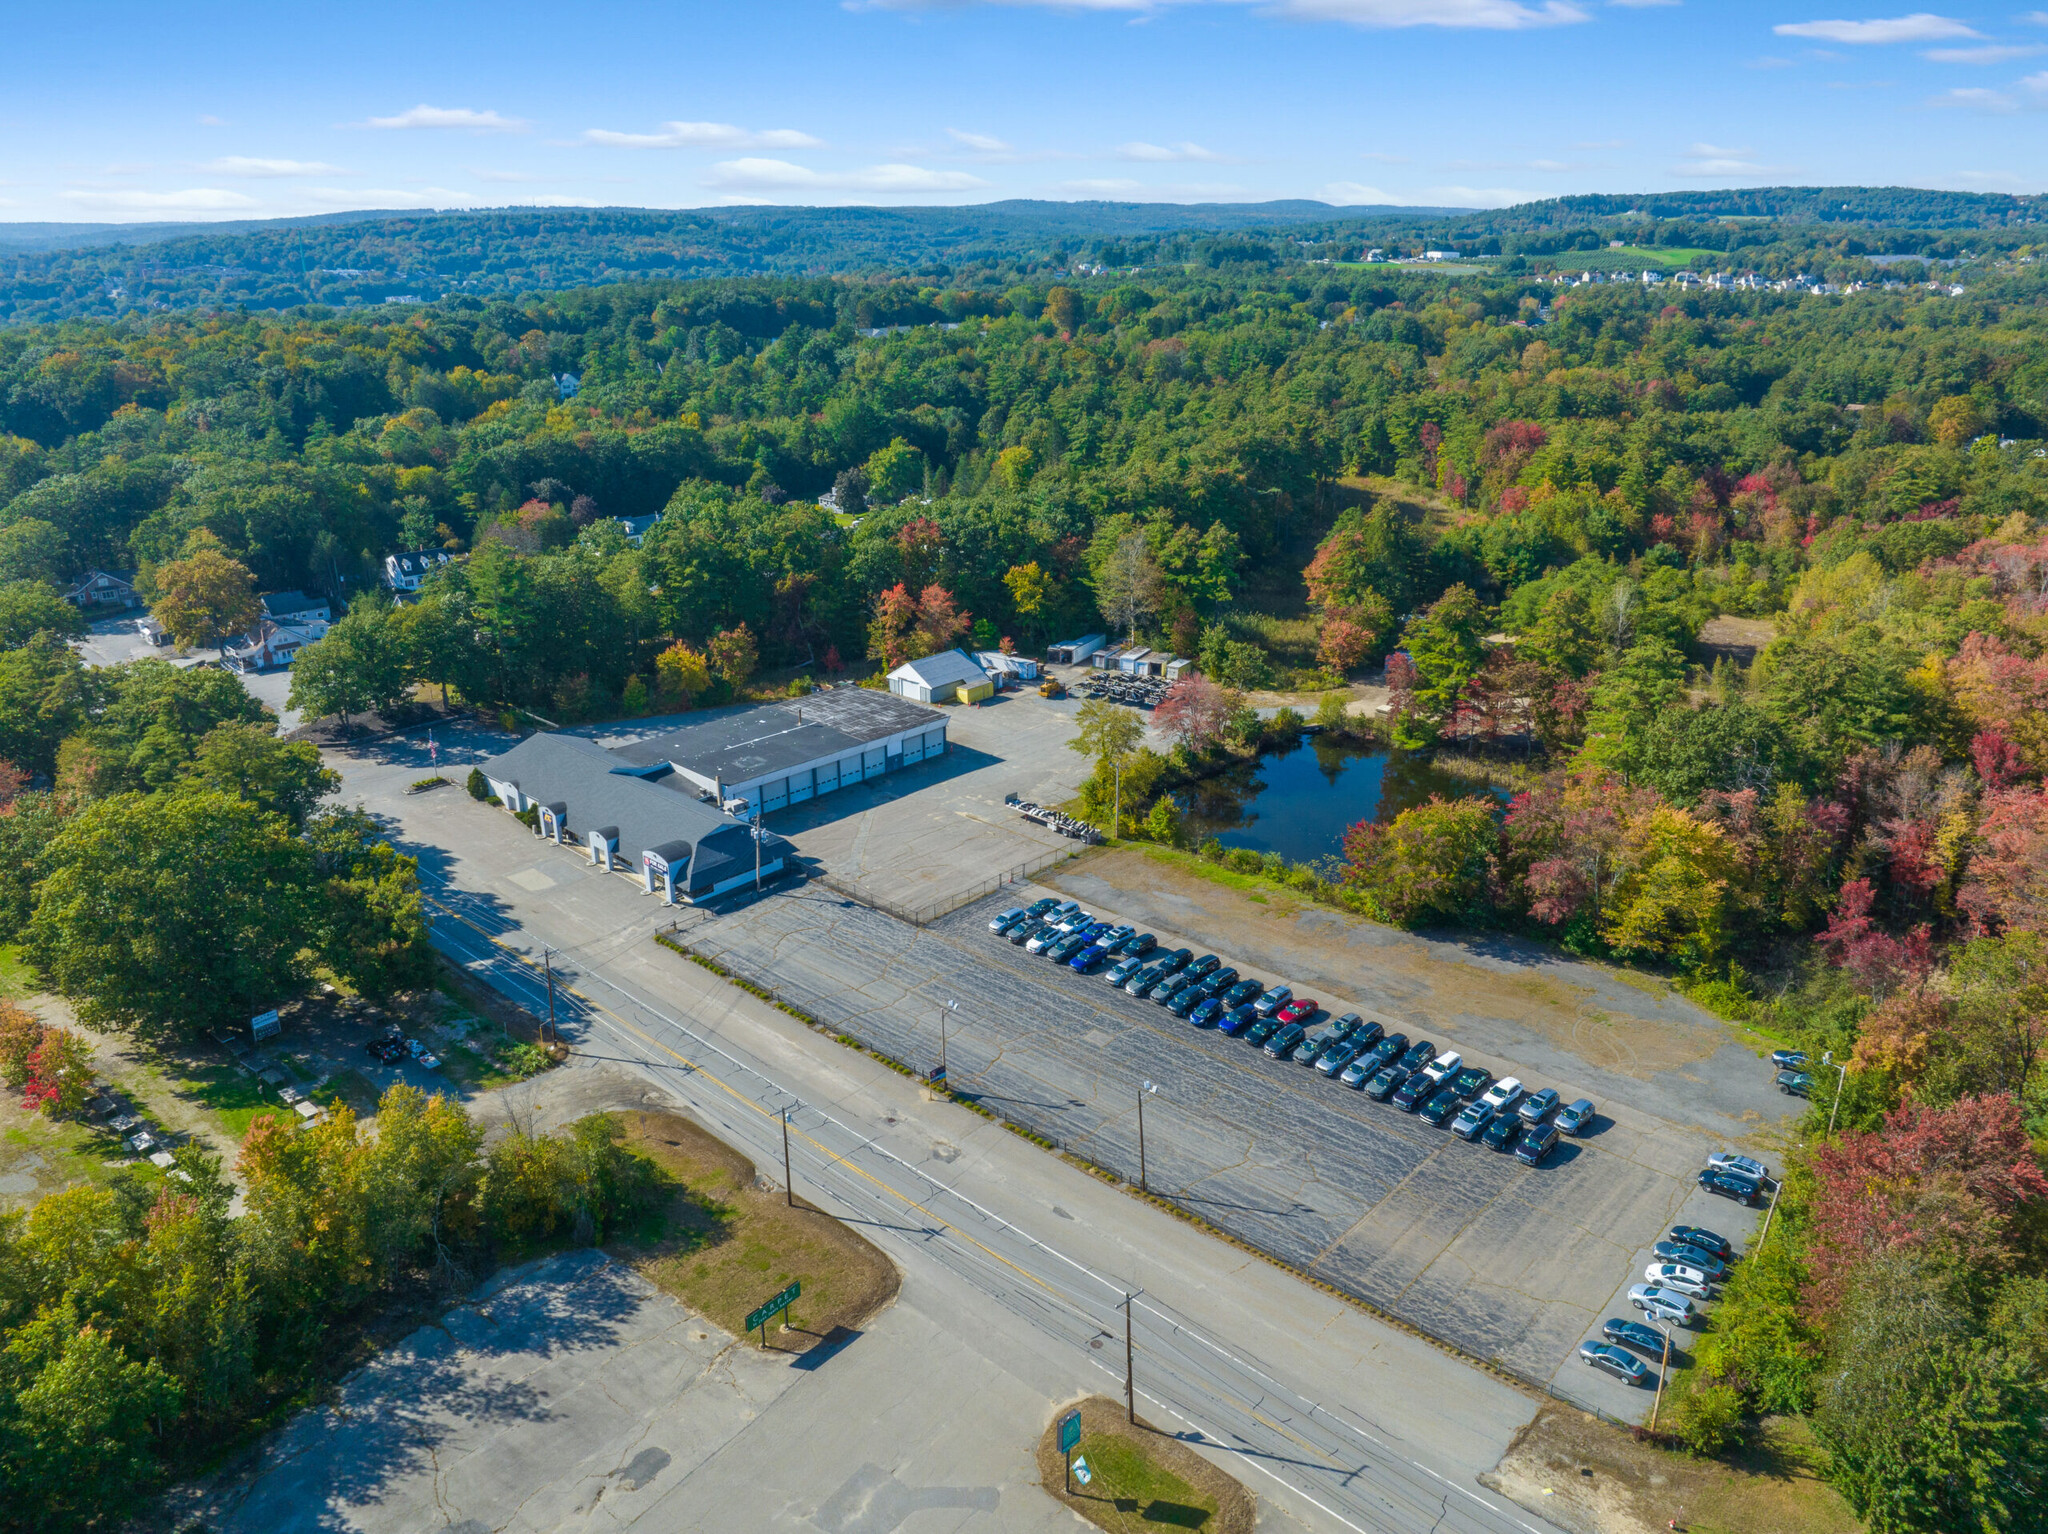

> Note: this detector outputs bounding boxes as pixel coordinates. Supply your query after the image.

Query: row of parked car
[1580,1222,1742,1385]
[989,897,1598,1166]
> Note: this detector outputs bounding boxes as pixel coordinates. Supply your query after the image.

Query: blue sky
[4,1,2045,222]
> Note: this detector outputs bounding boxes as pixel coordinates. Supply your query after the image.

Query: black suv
[1221,978,1264,1009]
[1481,1114,1522,1152]
[1399,1040,1437,1073]
[1183,954,1221,982]
[1419,1084,1466,1125]
[1392,1072,1435,1111]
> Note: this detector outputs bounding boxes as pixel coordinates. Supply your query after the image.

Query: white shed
[887,650,993,704]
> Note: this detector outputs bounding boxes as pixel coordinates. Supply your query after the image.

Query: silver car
[1554,1098,1596,1134]
[1644,1262,1713,1300]
[987,907,1026,932]
[1627,1284,1696,1327]
[1707,1151,1771,1183]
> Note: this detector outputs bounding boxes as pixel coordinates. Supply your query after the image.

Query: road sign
[927,1063,948,1088]
[1072,1456,1092,1487]
[745,1279,801,1335]
[1058,1409,1081,1453]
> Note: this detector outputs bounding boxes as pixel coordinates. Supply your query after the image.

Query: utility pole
[1756,1176,1785,1249]
[1824,1051,1849,1136]
[1649,1323,1672,1432]
[1113,755,1122,839]
[782,1105,793,1209]
[1124,1292,1135,1425]
[942,999,956,1079]
[542,948,557,1045]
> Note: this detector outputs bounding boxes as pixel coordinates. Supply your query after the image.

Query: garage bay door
[760,777,789,812]
[787,768,814,804]
[863,747,887,780]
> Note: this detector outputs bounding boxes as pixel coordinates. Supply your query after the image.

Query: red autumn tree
[912,584,970,658]
[1807,1093,2048,1318]
[1815,878,1935,996]
[1154,674,1231,755]
[1958,787,2048,937]
[1504,770,1656,928]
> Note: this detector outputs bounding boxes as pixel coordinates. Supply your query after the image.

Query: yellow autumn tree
[1601,804,1740,970]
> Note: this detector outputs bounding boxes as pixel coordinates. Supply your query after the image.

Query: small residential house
[64,570,137,609]
[615,512,661,545]
[887,650,994,705]
[384,549,451,594]
[223,614,328,673]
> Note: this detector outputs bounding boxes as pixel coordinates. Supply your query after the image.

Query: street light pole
[1824,1051,1849,1135]
[1137,1080,1156,1193]
[542,947,557,1045]
[782,1105,793,1208]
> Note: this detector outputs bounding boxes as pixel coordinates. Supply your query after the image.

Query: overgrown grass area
[161,1062,276,1139]
[0,1111,164,1209]
[0,944,32,997]
[1033,1396,1254,1534]
[605,1109,898,1353]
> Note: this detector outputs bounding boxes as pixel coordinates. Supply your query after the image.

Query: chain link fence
[819,844,1078,926]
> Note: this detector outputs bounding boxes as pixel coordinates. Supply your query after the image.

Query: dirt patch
[607,1108,899,1355]
[1034,1394,1255,1534]
[1697,616,1777,669]
[1052,847,1723,1080]
[1482,1405,1859,1534]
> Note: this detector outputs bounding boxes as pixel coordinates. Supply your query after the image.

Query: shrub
[1226,848,1262,875]
[466,767,489,801]
[1199,838,1226,863]
[1669,1381,1745,1456]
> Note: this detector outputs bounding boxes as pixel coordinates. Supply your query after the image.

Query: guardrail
[820,843,1077,926]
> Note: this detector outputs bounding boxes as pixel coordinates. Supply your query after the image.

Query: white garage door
[761,778,789,812]
[863,747,887,780]
[788,768,814,804]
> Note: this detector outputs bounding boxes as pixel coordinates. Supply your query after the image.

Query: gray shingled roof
[480,732,789,888]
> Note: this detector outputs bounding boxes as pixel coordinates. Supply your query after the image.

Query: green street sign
[1058,1409,1081,1453]
[746,1279,802,1334]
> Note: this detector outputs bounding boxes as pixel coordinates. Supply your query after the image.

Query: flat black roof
[614,688,944,786]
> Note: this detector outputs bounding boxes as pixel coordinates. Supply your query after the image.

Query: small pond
[1175,735,1511,867]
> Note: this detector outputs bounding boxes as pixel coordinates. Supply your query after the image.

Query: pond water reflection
[1175,735,1510,867]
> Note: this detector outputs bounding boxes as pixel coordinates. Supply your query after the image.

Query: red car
[1276,998,1319,1025]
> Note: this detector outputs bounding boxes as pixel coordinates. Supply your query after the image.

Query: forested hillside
[0,189,2039,323]
[3,247,2048,1527]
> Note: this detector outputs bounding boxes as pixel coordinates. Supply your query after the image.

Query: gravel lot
[673,882,1775,1421]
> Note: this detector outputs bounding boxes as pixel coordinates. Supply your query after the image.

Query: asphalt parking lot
[673,883,1773,1423]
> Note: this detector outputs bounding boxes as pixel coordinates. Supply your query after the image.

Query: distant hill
[0,187,2034,324]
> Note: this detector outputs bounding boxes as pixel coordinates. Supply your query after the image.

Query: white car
[987,907,1026,932]
[1420,1050,1463,1085]
[1707,1152,1771,1182]
[1627,1284,1697,1326]
[1479,1076,1524,1112]
[1055,910,1096,934]
[1025,927,1062,954]
[1645,1262,1713,1299]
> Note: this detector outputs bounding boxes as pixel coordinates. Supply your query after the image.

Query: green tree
[288,599,413,727]
[707,623,759,688]
[1069,699,1145,830]
[863,438,925,504]
[0,581,83,650]
[24,791,316,1039]
[305,808,434,998]
[0,521,66,588]
[0,793,67,940]
[148,538,260,650]
[1522,586,1602,678]
[0,636,89,777]
[176,721,339,828]
[1391,584,1488,747]
[1575,635,1689,782]
[1637,700,1793,806]
[1342,796,1499,927]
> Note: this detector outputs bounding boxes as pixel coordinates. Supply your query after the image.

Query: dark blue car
[1189,995,1227,1028]
[1069,945,1109,973]
[1218,1004,1258,1036]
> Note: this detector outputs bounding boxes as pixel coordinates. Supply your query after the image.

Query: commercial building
[887,649,992,705]
[1045,634,1106,666]
[974,650,1038,685]
[610,685,949,816]
[479,733,788,904]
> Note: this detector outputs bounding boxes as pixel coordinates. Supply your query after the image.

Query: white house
[615,512,661,545]
[261,590,331,625]
[223,616,328,673]
[887,649,993,705]
[385,549,451,593]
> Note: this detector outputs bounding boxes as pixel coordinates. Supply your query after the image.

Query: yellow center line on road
[421,891,1350,1476]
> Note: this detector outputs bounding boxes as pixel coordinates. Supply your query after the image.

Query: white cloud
[1955,169,2028,183]
[860,0,1587,27]
[1323,180,1396,202]
[197,114,228,127]
[61,187,260,211]
[1923,43,2044,63]
[1449,156,1574,170]
[359,104,526,132]
[948,128,1011,151]
[202,156,348,177]
[1116,140,1224,162]
[468,167,543,183]
[1773,14,1977,44]
[1934,84,2019,107]
[1057,178,1146,193]
[581,121,822,150]
[1747,54,1796,67]
[1670,143,1772,176]
[704,158,989,193]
